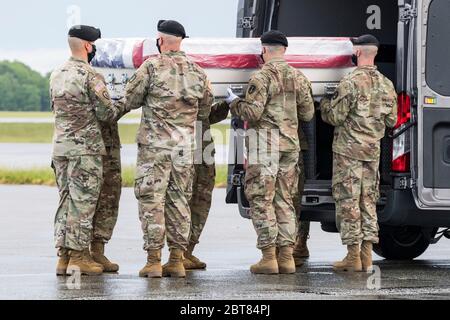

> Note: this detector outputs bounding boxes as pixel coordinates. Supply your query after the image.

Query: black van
[226,0,450,260]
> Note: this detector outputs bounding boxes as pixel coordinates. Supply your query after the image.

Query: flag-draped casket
[92,38,355,98]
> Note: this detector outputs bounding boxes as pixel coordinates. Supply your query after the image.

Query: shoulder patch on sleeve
[128,74,137,84]
[332,90,339,100]
[248,85,257,95]
[102,91,110,100]
[95,81,104,92]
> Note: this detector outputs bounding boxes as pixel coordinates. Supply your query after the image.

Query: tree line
[0,61,51,112]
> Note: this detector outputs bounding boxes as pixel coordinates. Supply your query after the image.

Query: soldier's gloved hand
[225,88,239,105]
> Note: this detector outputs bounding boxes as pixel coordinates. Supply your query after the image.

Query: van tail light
[392,92,411,173]
[392,153,410,173]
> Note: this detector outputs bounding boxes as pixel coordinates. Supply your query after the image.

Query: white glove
[225,88,239,105]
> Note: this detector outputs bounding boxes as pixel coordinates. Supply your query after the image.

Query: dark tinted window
[272,0,398,81]
[275,0,397,43]
[426,0,450,96]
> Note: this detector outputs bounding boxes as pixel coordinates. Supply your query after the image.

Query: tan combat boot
[56,248,70,276]
[162,249,186,278]
[293,233,310,267]
[83,249,104,272]
[333,245,363,272]
[139,250,162,278]
[361,241,373,272]
[250,246,279,275]
[90,241,119,273]
[67,250,103,276]
[183,243,207,270]
[277,246,296,274]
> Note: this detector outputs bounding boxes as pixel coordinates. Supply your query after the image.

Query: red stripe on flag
[132,40,145,69]
[136,54,353,69]
[286,55,353,69]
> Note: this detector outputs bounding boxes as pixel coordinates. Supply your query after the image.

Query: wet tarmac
[1,186,450,300]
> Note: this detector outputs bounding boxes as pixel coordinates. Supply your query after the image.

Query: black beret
[261,30,288,47]
[157,20,187,39]
[68,25,101,42]
[351,34,380,48]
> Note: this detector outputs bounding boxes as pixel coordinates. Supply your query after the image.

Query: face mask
[156,38,162,54]
[351,54,358,66]
[260,52,265,64]
[88,44,97,64]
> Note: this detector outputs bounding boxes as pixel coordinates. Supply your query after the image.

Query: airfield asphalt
[1,185,450,300]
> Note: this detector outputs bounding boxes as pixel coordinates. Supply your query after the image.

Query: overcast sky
[0,0,240,73]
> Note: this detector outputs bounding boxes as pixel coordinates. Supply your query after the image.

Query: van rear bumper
[236,180,450,228]
[301,189,450,228]
[379,189,450,228]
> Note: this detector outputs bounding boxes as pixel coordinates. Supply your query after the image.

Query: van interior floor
[302,109,390,203]
[302,109,335,183]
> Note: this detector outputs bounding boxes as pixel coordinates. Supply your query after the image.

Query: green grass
[0,123,55,143]
[118,125,138,144]
[0,167,57,186]
[121,166,136,188]
[0,123,141,144]
[0,165,228,188]
[0,111,141,119]
[0,112,54,118]
[0,123,230,144]
[215,164,228,188]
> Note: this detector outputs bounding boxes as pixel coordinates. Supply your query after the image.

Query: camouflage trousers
[189,162,216,246]
[293,151,310,237]
[245,151,299,250]
[93,147,122,243]
[332,153,380,246]
[52,155,103,251]
[134,146,194,252]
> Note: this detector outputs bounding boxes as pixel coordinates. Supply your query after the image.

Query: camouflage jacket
[209,100,230,127]
[50,57,127,157]
[230,58,315,153]
[320,65,398,161]
[124,51,213,151]
[99,122,121,149]
[298,124,309,151]
[194,100,230,164]
[202,100,229,148]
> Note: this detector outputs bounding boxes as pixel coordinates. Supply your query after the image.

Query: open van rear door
[416,0,450,209]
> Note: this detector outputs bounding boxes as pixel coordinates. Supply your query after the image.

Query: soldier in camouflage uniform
[89,121,122,273]
[185,101,230,270]
[292,126,311,267]
[51,25,129,276]
[320,35,398,272]
[226,31,315,275]
[123,20,213,278]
